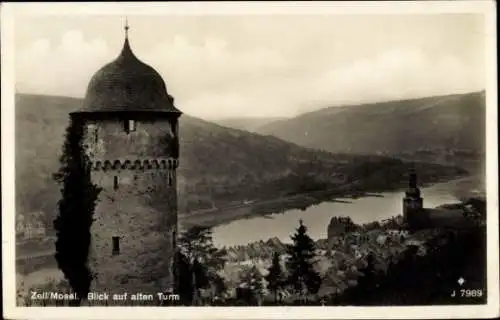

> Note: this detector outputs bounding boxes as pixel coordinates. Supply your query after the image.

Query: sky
[14,13,487,120]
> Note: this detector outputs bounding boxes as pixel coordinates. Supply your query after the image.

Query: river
[17,179,464,288]
[211,181,460,247]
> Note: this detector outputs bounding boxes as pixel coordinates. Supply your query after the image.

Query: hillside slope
[258,91,486,170]
[15,94,465,232]
[213,117,287,133]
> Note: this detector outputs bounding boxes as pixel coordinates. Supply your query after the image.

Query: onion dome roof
[78,24,180,114]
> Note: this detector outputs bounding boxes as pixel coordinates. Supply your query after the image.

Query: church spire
[409,162,417,189]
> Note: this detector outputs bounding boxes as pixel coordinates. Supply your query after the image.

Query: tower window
[113,176,119,190]
[168,174,173,187]
[124,120,136,133]
[112,236,120,255]
[94,128,99,144]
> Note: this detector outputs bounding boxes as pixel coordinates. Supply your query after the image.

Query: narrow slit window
[94,128,98,144]
[112,236,120,255]
[124,120,136,133]
[168,171,173,187]
[113,176,119,190]
[129,120,136,132]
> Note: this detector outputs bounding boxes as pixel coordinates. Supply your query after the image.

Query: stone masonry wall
[83,118,178,159]
[83,117,178,303]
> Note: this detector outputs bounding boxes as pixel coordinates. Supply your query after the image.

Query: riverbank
[16,192,484,302]
[16,175,474,262]
[197,214,486,306]
[19,224,486,307]
[181,174,474,229]
[216,195,486,305]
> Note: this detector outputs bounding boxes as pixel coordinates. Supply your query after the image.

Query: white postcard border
[2,1,498,319]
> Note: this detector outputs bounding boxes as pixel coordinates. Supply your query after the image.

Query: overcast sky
[14,13,486,120]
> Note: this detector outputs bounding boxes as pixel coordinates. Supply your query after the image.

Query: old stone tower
[402,165,424,226]
[70,23,181,301]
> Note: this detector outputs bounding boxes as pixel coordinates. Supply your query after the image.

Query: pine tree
[191,257,210,305]
[173,249,194,306]
[178,226,227,303]
[265,252,285,304]
[178,226,226,271]
[285,219,322,302]
[238,265,265,305]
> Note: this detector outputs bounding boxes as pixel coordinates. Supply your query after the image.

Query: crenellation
[89,158,178,171]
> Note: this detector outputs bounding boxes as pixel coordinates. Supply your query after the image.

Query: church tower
[403,164,423,225]
[70,22,181,303]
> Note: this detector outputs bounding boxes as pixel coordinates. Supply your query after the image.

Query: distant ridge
[212,116,288,132]
[294,91,485,118]
[258,91,486,170]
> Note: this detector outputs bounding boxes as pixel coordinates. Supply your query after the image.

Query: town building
[402,166,468,229]
[16,213,46,240]
[402,165,430,228]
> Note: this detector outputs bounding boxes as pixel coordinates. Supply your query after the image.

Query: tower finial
[119,16,135,59]
[124,17,130,39]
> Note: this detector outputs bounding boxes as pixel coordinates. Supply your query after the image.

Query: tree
[173,249,195,306]
[285,219,322,302]
[191,257,210,305]
[238,265,265,305]
[53,119,101,305]
[211,273,228,303]
[265,252,286,304]
[357,253,377,288]
[178,226,226,269]
[178,226,228,303]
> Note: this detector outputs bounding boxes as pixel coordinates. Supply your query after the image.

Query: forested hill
[258,91,486,171]
[16,93,465,231]
[212,117,287,133]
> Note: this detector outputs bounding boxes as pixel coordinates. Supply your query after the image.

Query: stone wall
[83,116,178,297]
[83,118,178,159]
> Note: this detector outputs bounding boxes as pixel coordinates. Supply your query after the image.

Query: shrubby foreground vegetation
[21,226,486,306]
[169,203,486,306]
[20,196,486,306]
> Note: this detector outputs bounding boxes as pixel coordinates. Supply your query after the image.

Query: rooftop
[75,22,181,115]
